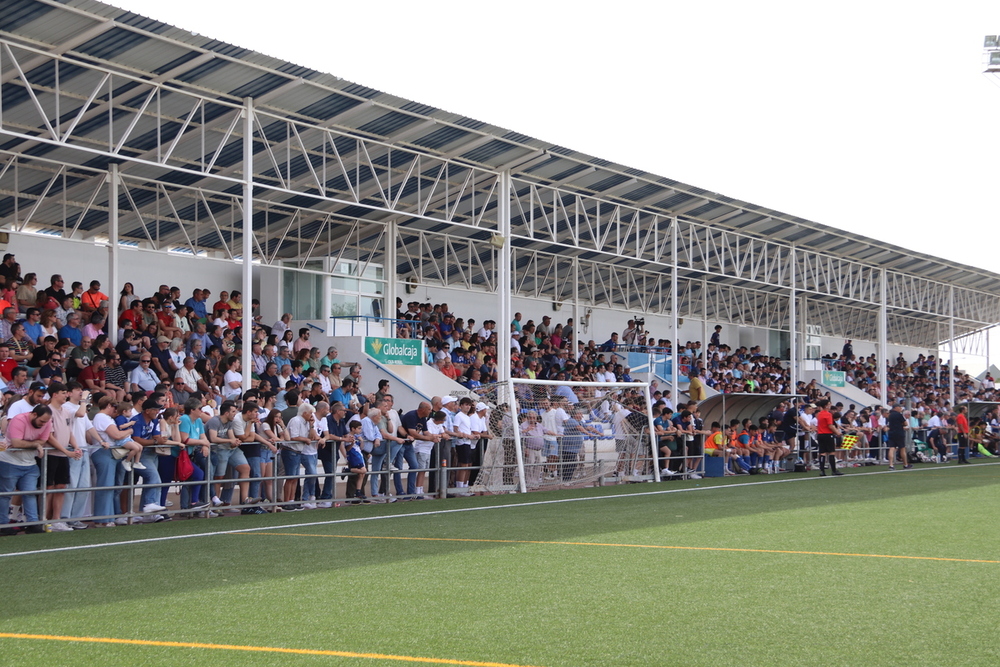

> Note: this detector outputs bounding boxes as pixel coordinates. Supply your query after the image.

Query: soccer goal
[471,378,659,495]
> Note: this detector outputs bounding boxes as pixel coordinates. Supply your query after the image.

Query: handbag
[175,448,194,481]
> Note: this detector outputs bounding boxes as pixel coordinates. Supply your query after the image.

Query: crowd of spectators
[0,248,992,535]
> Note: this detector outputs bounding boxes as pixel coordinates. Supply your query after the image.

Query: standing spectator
[815,399,843,477]
[0,405,52,535]
[885,404,911,470]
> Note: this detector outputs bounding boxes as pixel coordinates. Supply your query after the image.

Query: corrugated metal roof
[0,0,996,309]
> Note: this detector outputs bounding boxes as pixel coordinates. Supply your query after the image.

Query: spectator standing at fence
[885,404,911,470]
[0,405,52,535]
[955,405,970,464]
[42,382,84,532]
[815,399,843,477]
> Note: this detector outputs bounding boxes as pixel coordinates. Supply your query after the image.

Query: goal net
[470,379,657,495]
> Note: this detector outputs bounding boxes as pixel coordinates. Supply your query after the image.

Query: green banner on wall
[365,337,423,365]
[822,370,846,387]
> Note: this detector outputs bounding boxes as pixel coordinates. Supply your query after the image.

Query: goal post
[470,378,659,495]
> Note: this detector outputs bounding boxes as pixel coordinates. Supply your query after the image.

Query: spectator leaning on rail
[0,405,53,535]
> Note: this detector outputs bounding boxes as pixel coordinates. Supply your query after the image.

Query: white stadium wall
[8,232,266,311]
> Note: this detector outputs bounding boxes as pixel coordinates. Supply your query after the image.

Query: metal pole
[241,97,254,394]
[507,378,527,493]
[701,277,708,374]
[645,383,661,482]
[384,219,398,329]
[670,218,679,396]
[879,268,888,405]
[108,165,119,343]
[788,247,797,390]
[497,171,512,382]
[572,258,580,360]
[799,294,808,378]
[949,285,956,408]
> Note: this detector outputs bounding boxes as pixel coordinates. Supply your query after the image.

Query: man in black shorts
[885,404,910,470]
[815,399,842,476]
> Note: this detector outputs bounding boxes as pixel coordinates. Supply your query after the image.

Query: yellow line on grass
[0,632,541,667]
[256,532,1000,565]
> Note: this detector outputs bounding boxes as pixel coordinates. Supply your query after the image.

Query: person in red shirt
[815,398,843,477]
[0,342,17,381]
[955,405,970,464]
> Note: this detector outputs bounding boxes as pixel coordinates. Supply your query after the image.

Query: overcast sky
[107,0,1000,368]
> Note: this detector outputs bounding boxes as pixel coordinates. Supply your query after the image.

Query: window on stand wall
[330,260,384,319]
[282,262,323,321]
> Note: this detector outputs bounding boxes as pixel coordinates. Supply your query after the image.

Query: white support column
[497,170,511,382]
[701,277,708,373]
[241,97,254,394]
[879,268,888,405]
[572,258,580,359]
[949,285,956,407]
[384,219,398,328]
[670,218,679,394]
[799,294,807,380]
[788,246,797,392]
[107,164,119,344]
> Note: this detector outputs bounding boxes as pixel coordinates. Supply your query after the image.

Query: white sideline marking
[1,461,996,559]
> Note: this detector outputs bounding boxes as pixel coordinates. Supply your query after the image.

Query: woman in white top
[90,396,132,526]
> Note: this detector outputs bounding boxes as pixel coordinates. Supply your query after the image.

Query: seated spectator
[79,280,108,313]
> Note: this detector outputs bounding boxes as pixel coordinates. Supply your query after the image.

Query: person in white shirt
[223,357,243,400]
[452,397,476,491]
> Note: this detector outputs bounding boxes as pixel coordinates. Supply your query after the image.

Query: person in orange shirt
[955,404,970,465]
[79,280,108,313]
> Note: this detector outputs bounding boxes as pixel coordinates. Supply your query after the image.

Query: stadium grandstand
[0,0,999,530]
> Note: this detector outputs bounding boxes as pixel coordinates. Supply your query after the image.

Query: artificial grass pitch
[2,462,1000,666]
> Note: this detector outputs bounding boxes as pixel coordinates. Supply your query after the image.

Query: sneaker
[903,464,913,470]
[199,510,219,518]
[121,461,132,472]
[114,517,129,525]
[211,496,224,507]
[659,468,676,476]
[317,502,333,509]
[67,521,88,530]
[190,502,211,511]
[142,503,167,513]
[832,471,844,476]
[301,503,317,510]
[887,466,895,471]
[165,501,174,507]
[131,461,146,470]
[24,524,45,534]
[94,522,115,528]
[152,514,169,523]
[48,522,73,532]
[688,473,702,480]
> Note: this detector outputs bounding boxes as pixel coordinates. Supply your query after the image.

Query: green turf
[2,462,999,666]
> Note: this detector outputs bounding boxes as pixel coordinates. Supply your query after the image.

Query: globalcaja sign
[365,337,423,365]
[822,370,846,387]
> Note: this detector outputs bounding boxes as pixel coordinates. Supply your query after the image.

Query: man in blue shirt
[129,398,167,516]
[58,312,83,347]
[185,288,207,322]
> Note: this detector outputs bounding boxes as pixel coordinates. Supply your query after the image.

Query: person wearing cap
[128,398,168,516]
[149,335,174,382]
[156,302,183,340]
